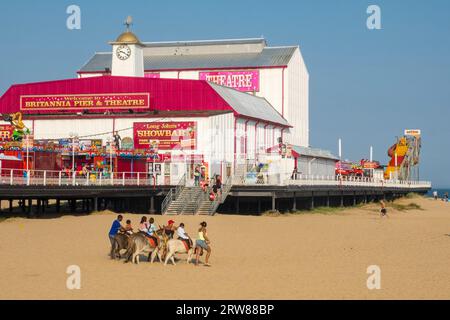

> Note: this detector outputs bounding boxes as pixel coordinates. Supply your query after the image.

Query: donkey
[164,238,196,266]
[125,230,168,264]
[110,233,131,260]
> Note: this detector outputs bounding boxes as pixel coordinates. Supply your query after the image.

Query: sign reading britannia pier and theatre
[20,93,150,112]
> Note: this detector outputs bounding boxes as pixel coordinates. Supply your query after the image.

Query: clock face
[116,45,131,60]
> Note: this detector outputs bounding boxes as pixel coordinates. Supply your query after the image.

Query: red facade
[0,76,233,115]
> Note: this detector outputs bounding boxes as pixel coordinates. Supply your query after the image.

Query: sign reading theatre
[134,122,197,150]
[20,93,150,112]
[199,70,259,92]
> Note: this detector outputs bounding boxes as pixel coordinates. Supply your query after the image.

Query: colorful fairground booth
[0,76,291,185]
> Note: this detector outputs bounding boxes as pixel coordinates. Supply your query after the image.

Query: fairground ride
[384,130,421,181]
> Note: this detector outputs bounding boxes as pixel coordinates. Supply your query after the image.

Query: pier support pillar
[310,193,315,210]
[70,200,76,213]
[292,193,297,211]
[326,194,330,207]
[9,199,13,213]
[27,199,32,217]
[36,199,41,216]
[236,197,240,214]
[149,196,155,214]
[340,195,344,207]
[94,198,98,212]
[56,199,61,213]
[271,193,276,211]
[353,193,357,206]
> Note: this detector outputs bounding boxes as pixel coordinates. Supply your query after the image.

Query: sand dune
[0,196,449,300]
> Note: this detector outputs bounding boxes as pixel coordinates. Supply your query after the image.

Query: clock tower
[110,17,144,77]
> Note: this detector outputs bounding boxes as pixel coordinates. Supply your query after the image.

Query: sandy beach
[0,196,449,300]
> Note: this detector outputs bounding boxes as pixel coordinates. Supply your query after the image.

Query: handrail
[0,167,432,190]
[208,176,232,215]
[161,174,187,215]
[0,168,159,187]
[161,188,174,215]
[233,172,431,189]
[175,173,186,198]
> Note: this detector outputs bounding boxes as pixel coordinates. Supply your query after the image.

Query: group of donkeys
[110,228,196,265]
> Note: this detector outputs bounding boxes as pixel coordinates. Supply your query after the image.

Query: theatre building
[0,28,316,185]
[78,32,309,147]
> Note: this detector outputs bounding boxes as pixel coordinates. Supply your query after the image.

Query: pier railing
[234,173,431,189]
[0,168,159,187]
[0,168,432,190]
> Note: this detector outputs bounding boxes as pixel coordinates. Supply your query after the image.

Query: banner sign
[20,93,150,112]
[404,129,421,137]
[133,122,197,150]
[0,125,14,141]
[79,140,92,151]
[120,137,133,150]
[91,139,103,148]
[199,70,259,92]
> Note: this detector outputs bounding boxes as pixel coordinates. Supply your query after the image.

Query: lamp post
[25,134,29,171]
[107,136,114,180]
[338,138,342,161]
[69,132,78,172]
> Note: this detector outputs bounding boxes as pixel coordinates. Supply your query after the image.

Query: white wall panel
[286,47,309,147]
[33,118,113,142]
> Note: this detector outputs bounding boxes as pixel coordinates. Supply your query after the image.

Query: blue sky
[0,0,449,186]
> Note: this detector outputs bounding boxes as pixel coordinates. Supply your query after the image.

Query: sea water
[427,188,450,198]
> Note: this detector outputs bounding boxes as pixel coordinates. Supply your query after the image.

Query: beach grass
[405,192,421,199]
[389,202,423,211]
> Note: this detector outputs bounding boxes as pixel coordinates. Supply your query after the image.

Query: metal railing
[161,188,174,215]
[208,177,232,215]
[0,168,159,187]
[161,174,187,215]
[0,168,431,190]
[174,173,187,199]
[287,174,431,189]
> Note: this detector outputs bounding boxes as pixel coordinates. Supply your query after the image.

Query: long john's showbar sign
[20,93,150,111]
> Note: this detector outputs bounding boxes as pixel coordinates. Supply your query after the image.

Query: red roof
[0,76,231,115]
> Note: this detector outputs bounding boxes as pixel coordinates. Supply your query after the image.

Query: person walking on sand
[108,214,124,245]
[195,221,212,266]
[433,190,438,200]
[380,200,388,218]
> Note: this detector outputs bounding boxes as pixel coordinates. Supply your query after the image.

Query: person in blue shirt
[108,215,124,245]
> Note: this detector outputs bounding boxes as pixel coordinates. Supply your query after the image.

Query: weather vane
[124,16,133,32]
